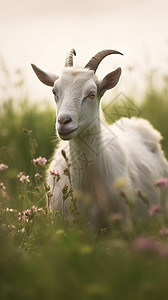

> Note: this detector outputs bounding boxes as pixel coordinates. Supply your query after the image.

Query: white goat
[32,49,168,227]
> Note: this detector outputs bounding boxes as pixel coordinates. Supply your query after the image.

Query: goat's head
[32,49,123,140]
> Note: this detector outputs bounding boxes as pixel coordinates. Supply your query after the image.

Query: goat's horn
[65,48,76,67]
[85,49,123,73]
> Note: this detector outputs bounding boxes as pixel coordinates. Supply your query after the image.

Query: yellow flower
[115,177,126,188]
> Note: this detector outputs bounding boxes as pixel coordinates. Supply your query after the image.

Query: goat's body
[47,116,168,227]
[32,49,168,228]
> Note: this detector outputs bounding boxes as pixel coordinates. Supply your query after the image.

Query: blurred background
[0,0,168,102]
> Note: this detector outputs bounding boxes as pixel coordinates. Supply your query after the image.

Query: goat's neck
[68,112,110,209]
[69,111,103,164]
[68,112,107,195]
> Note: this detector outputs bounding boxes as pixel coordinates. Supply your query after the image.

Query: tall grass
[0,71,168,299]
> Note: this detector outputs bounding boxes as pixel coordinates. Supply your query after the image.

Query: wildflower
[1,224,7,230]
[115,177,126,189]
[1,224,16,234]
[35,172,40,177]
[0,163,8,171]
[55,229,65,236]
[0,182,6,190]
[0,182,9,199]
[50,170,60,177]
[17,172,30,183]
[78,244,93,255]
[35,173,42,179]
[31,206,38,213]
[18,227,25,233]
[155,177,168,188]
[110,212,123,222]
[19,208,32,223]
[133,237,168,257]
[149,204,162,216]
[50,170,61,182]
[133,237,158,253]
[33,206,43,213]
[23,209,31,214]
[33,156,47,165]
[8,224,16,232]
[5,208,17,212]
[22,128,32,135]
[18,206,44,222]
[159,228,168,236]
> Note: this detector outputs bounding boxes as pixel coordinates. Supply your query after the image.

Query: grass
[0,74,168,299]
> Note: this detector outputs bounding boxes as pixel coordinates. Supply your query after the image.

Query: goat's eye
[88,93,95,99]
[82,92,96,103]
[52,89,59,102]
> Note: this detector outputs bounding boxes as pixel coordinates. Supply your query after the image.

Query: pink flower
[0,163,8,171]
[0,182,10,200]
[110,212,123,222]
[133,237,168,257]
[50,170,60,176]
[19,209,32,222]
[149,204,162,216]
[155,178,168,188]
[35,173,42,179]
[8,224,16,232]
[19,206,44,222]
[1,224,16,232]
[33,156,47,165]
[17,172,30,183]
[50,170,61,182]
[159,228,168,236]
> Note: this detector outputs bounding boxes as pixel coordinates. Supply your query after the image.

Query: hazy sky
[0,0,168,102]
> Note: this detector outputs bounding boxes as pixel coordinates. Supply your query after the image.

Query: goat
[32,49,168,228]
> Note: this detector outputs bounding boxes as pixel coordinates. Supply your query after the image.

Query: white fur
[47,67,168,228]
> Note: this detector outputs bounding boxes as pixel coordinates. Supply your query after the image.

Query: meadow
[0,70,168,300]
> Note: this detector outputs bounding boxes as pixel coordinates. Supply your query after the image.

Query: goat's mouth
[58,126,79,138]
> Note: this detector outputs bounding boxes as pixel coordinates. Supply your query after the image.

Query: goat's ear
[31,64,59,87]
[98,67,121,96]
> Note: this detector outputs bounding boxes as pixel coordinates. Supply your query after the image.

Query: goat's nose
[58,114,72,126]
